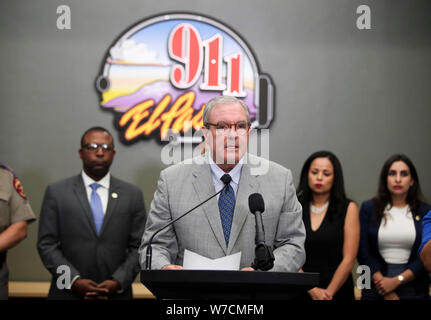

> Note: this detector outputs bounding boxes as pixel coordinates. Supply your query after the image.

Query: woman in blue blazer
[358,154,430,300]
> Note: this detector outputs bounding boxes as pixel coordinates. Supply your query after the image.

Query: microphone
[248,193,275,271]
[145,178,231,270]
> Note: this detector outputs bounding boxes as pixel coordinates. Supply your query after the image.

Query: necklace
[310,201,329,215]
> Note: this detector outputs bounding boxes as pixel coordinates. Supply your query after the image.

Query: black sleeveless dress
[301,199,355,300]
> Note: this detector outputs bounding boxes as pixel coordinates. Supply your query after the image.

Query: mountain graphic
[102,79,257,118]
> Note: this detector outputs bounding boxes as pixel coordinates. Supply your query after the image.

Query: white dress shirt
[81,171,110,215]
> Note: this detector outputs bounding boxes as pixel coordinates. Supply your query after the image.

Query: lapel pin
[415,215,420,221]
[112,192,118,199]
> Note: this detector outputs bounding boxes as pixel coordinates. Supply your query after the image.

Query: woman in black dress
[297,151,360,300]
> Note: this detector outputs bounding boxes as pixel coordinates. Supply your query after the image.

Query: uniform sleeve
[0,169,36,227]
[9,184,36,225]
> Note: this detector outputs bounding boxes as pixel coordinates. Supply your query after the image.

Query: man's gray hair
[203,95,250,126]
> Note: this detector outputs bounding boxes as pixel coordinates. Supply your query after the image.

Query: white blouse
[378,205,416,264]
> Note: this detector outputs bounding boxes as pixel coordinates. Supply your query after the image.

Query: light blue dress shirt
[208,155,243,200]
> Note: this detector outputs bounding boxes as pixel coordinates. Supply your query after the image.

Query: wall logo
[95,13,274,144]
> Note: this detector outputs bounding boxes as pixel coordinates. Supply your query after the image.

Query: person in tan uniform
[0,162,36,299]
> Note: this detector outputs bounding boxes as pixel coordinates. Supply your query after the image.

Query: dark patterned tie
[218,174,235,247]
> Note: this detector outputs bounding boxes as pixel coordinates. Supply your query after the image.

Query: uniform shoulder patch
[13,176,27,199]
[0,161,27,199]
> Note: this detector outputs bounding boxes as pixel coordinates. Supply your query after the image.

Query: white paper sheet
[182,249,242,270]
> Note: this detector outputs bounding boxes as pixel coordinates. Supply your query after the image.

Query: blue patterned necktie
[90,183,104,235]
[218,174,235,247]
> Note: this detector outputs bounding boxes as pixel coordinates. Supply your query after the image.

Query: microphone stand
[252,243,275,271]
[250,209,274,271]
[145,182,230,270]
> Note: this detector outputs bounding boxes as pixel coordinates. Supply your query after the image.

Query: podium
[141,270,319,300]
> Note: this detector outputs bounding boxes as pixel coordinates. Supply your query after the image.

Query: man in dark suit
[37,127,147,299]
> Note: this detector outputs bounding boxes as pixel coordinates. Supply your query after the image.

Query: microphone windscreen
[248,193,265,214]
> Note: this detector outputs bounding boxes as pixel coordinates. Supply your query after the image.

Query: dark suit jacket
[358,199,430,297]
[37,174,147,299]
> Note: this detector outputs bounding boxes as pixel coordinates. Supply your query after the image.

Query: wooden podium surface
[9,281,155,299]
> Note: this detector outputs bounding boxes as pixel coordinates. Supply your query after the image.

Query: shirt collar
[208,154,244,185]
[81,170,110,189]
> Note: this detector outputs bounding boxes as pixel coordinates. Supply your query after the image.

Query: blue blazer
[358,199,430,296]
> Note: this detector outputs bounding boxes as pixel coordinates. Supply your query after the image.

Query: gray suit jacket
[139,154,305,272]
[37,174,147,299]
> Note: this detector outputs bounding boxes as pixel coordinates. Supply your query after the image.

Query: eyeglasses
[205,121,250,135]
[82,143,114,152]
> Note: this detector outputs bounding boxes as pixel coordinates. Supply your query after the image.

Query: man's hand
[97,280,121,295]
[241,267,254,271]
[71,278,109,299]
[162,264,183,270]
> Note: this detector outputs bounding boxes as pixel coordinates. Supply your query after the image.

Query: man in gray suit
[139,96,305,272]
[38,127,146,299]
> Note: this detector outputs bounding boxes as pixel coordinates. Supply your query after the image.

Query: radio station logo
[95,13,274,144]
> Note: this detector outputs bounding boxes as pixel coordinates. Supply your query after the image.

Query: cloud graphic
[110,39,160,64]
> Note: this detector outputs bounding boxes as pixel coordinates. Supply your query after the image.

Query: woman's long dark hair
[297,151,348,220]
[372,154,425,224]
